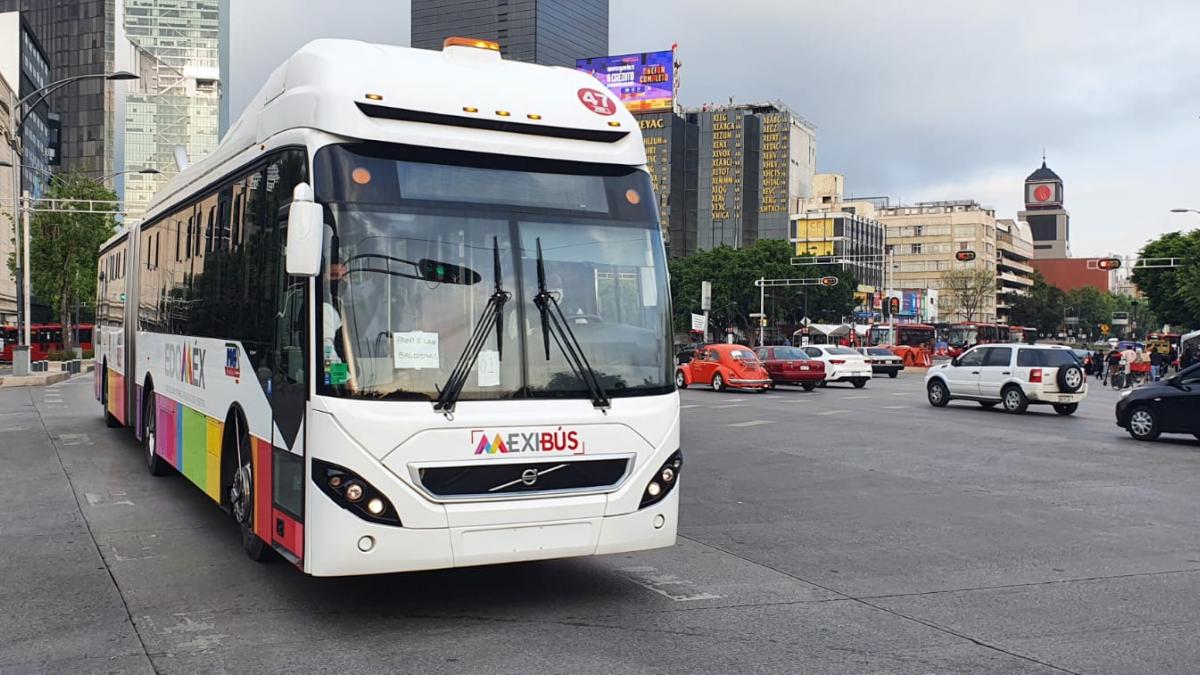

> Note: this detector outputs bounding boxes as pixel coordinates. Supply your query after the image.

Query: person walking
[1167,346,1178,374]
[1150,348,1164,382]
[1105,348,1122,386]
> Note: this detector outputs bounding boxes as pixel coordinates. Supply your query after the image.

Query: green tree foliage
[1008,272,1065,335]
[668,238,856,338]
[28,175,119,350]
[1131,229,1200,329]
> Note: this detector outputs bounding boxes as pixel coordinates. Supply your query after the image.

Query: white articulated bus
[95,37,680,576]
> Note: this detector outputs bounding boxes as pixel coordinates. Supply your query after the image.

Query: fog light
[647,481,662,497]
[345,483,364,502]
[661,467,675,483]
[366,497,384,515]
[653,514,665,529]
[357,535,374,552]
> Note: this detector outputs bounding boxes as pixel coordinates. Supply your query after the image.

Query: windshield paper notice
[393,331,439,370]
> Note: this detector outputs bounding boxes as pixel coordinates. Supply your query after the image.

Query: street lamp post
[6,70,137,348]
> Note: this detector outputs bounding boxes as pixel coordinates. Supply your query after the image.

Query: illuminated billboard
[576,50,674,114]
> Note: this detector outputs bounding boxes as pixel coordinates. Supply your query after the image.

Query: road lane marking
[882,405,909,410]
[57,433,92,446]
[814,409,849,416]
[890,392,909,396]
[618,566,721,601]
[728,420,774,427]
[711,404,747,409]
[680,404,701,409]
[844,396,869,400]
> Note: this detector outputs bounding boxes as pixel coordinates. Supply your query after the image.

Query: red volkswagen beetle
[675,343,773,392]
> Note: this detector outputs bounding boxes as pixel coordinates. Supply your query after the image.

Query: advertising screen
[576,50,674,114]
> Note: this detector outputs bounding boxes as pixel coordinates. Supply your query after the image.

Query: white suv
[924,344,1087,415]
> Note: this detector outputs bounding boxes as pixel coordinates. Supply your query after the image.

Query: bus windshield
[948,326,977,348]
[313,143,672,403]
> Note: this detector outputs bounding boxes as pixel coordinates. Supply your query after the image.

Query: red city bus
[1009,326,1038,344]
[1,323,63,362]
[868,323,936,366]
[946,322,1007,357]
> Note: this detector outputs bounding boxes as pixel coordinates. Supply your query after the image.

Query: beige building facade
[876,200,998,323]
[994,218,1035,323]
[0,71,16,325]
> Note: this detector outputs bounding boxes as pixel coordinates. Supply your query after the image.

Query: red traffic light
[954,250,977,262]
[819,276,839,287]
[1096,257,1122,270]
[888,297,900,313]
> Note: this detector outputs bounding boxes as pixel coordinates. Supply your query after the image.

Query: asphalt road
[3,371,1200,674]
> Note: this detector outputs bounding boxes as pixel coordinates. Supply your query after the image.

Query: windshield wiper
[434,237,510,415]
[532,238,610,410]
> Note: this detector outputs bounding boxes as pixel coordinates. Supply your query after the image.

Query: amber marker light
[444,36,500,51]
[495,110,512,117]
[463,106,479,113]
[607,120,621,127]
[526,113,542,120]
[364,93,383,101]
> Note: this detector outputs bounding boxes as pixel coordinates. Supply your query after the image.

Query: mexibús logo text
[472,428,584,455]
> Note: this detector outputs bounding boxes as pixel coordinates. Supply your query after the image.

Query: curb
[0,371,71,388]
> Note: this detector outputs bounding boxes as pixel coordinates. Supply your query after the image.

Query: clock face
[1033,184,1053,202]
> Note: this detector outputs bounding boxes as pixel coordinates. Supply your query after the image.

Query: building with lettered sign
[791,174,886,292]
[413,0,607,67]
[685,101,815,255]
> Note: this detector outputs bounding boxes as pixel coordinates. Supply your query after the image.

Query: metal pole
[9,88,21,344]
[22,189,30,347]
[759,277,766,347]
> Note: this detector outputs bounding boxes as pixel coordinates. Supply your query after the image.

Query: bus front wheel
[142,387,170,476]
[228,415,272,562]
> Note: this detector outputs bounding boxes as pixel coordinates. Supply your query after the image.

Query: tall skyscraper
[411,0,608,67]
[120,0,220,223]
[0,0,114,176]
[0,10,53,197]
[1,0,221,222]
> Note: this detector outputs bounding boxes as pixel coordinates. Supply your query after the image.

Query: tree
[1009,272,1149,340]
[668,239,856,340]
[27,175,119,351]
[1008,272,1065,336]
[1131,229,1200,329]
[939,266,995,322]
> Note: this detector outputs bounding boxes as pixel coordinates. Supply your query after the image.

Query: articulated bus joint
[312,458,403,526]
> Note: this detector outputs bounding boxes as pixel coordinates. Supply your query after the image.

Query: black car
[1115,364,1200,442]
[675,342,705,365]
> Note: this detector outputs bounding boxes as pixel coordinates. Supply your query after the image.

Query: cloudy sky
[229,0,1200,257]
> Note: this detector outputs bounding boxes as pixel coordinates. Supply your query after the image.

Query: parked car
[800,345,872,388]
[924,344,1086,414]
[857,347,904,378]
[675,342,705,365]
[676,343,773,392]
[1115,364,1200,441]
[755,346,826,391]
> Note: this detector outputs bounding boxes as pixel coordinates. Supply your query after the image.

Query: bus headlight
[640,450,682,509]
[312,459,402,526]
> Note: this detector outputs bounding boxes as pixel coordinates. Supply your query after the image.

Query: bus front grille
[414,457,631,500]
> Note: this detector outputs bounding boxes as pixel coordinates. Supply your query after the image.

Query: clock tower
[1018,157,1070,258]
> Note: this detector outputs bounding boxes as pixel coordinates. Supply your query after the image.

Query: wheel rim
[1065,368,1082,390]
[676,372,685,388]
[1130,410,1153,437]
[1005,390,1021,409]
[145,407,156,460]
[929,384,944,403]
[229,421,253,526]
[712,375,722,390]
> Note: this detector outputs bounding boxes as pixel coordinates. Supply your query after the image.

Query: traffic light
[819,276,839,287]
[760,317,768,327]
[1097,257,1122,270]
[889,297,900,314]
[954,250,976,262]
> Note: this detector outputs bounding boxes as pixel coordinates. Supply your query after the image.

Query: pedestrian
[1105,348,1122,386]
[1150,348,1164,382]
[1167,346,1178,374]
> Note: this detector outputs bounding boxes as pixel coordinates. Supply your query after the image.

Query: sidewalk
[0,361,94,388]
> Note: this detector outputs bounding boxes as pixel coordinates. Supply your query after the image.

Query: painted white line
[844,396,869,400]
[680,404,701,409]
[619,566,722,601]
[711,404,747,409]
[57,433,92,446]
[882,405,909,410]
[728,420,774,427]
[814,409,849,416]
[890,392,909,396]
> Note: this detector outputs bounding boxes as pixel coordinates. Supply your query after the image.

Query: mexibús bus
[95,37,680,576]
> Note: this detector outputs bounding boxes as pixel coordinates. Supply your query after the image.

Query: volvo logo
[487,464,570,493]
[521,468,540,486]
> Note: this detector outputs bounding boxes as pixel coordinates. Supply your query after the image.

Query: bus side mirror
[286,182,323,277]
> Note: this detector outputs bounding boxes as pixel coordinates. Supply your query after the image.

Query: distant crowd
[1081,343,1198,388]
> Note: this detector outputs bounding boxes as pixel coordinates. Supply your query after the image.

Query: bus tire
[101,362,121,428]
[142,385,171,476]
[225,411,272,563]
